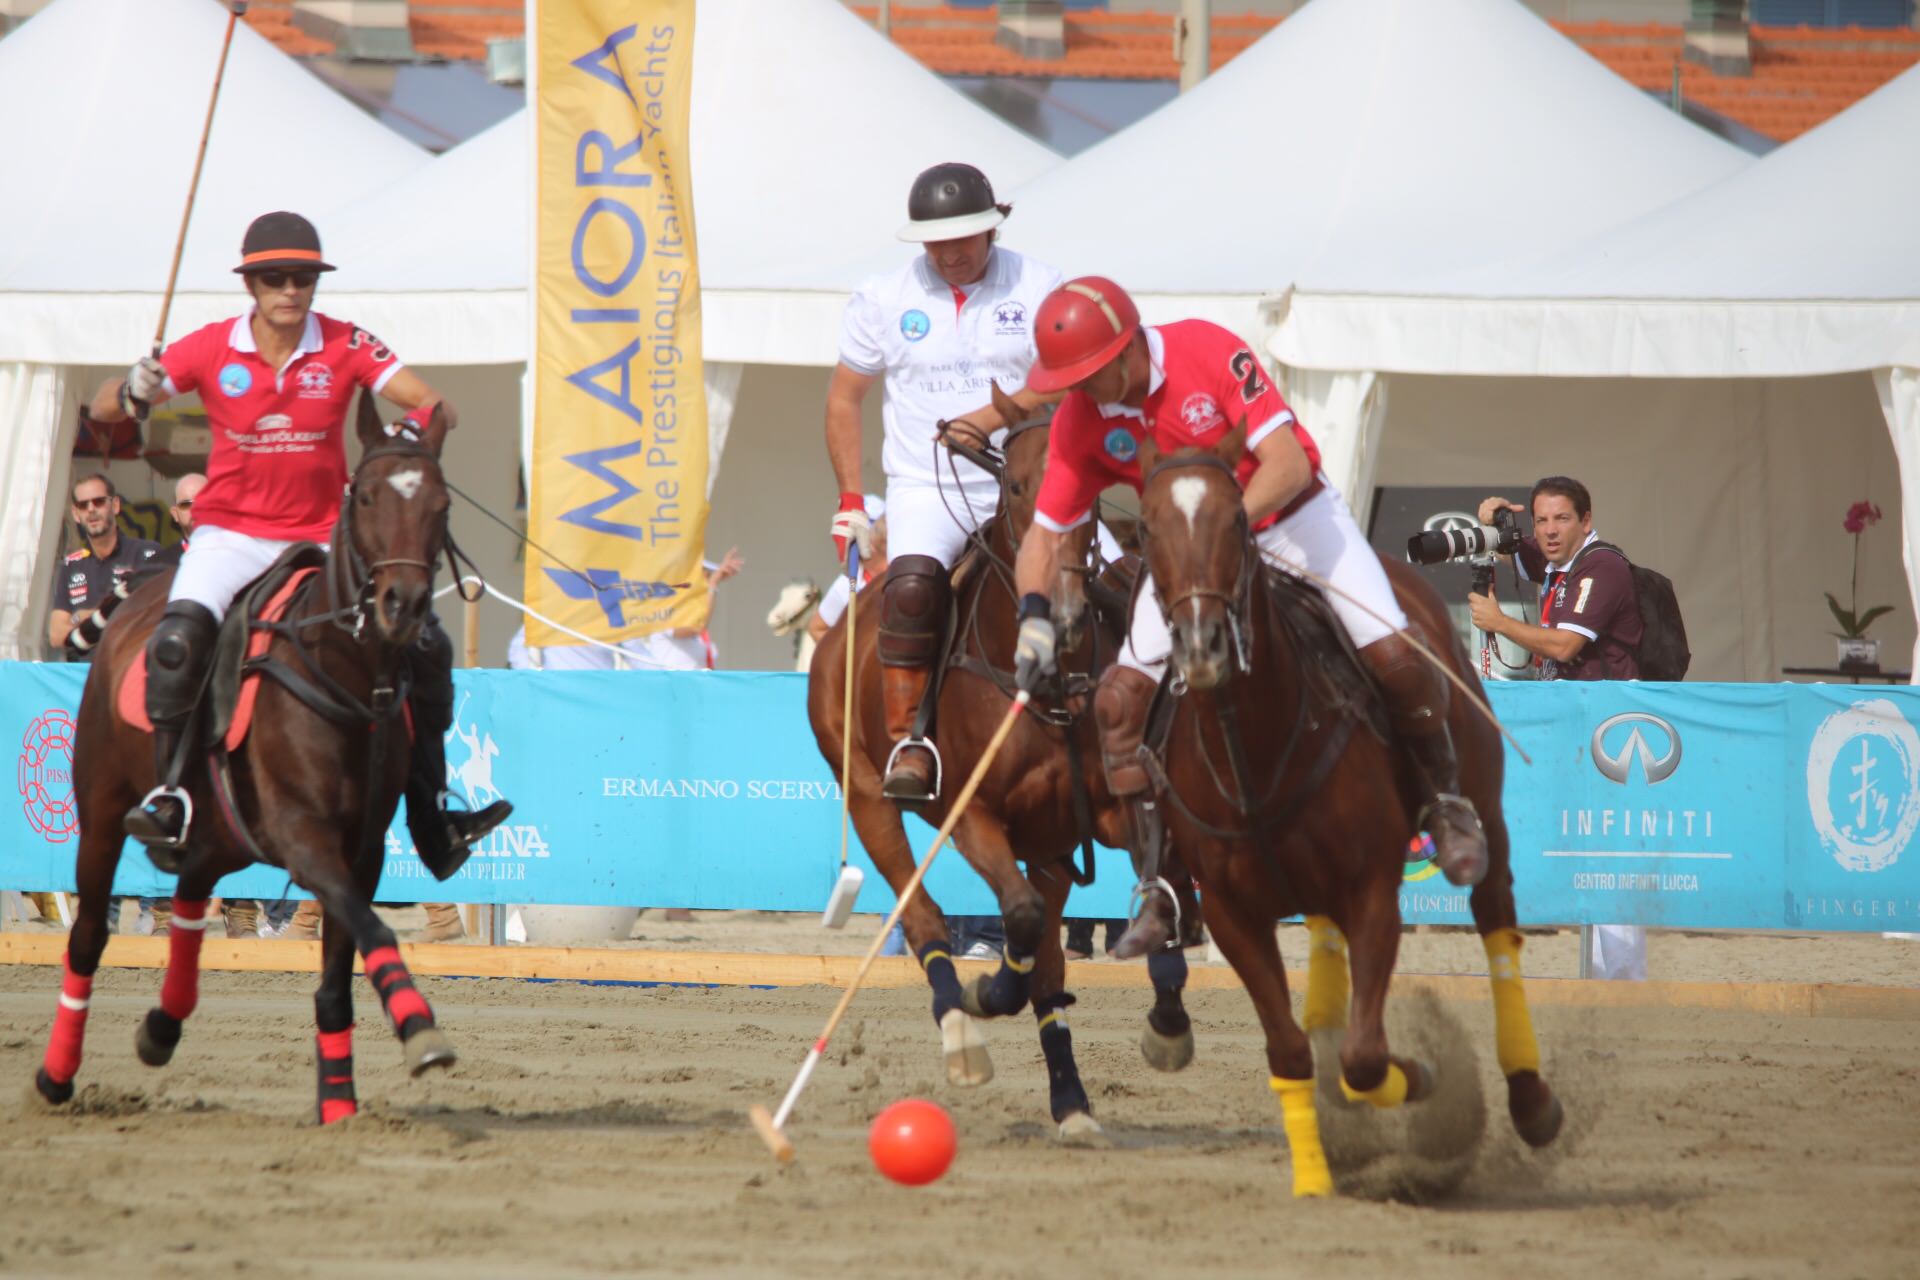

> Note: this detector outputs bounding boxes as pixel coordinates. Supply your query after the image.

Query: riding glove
[830,491,872,562]
[123,355,167,415]
[1014,596,1057,691]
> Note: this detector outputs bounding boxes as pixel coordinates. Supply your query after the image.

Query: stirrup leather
[131,785,194,848]
[882,736,943,800]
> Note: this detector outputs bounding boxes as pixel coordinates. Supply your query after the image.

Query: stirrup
[127,785,193,849]
[1416,792,1480,832]
[1130,876,1181,942]
[882,737,943,801]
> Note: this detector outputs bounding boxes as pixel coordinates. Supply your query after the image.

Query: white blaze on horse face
[386,468,425,501]
[1170,475,1208,533]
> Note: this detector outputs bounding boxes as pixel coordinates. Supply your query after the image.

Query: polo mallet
[752,689,1033,1162]
[132,1,247,422]
[821,539,864,928]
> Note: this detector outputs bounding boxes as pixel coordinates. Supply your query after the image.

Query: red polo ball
[868,1098,956,1185]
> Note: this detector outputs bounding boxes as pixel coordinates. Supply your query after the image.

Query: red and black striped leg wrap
[362,946,435,1041]
[916,938,963,1025]
[315,1026,358,1125]
[1034,992,1091,1124]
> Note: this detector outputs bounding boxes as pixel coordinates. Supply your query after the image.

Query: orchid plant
[1826,501,1893,639]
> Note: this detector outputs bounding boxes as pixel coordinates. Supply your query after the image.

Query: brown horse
[1125,429,1562,1196]
[35,394,459,1122]
[808,395,1196,1141]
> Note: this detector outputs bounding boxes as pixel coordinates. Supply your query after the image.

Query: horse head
[1136,421,1249,691]
[346,390,451,649]
[767,580,822,636]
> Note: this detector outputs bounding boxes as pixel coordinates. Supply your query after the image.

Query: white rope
[435,576,685,671]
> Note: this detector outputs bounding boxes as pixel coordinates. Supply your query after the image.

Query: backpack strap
[1560,540,1639,659]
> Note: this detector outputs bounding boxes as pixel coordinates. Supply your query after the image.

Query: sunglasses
[73,496,112,510]
[255,270,318,290]
[174,499,194,510]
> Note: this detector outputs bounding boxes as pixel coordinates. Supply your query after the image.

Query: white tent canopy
[0,0,430,659]
[317,0,1061,368]
[1269,65,1920,681]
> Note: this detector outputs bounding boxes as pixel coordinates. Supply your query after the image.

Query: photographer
[1465,476,1642,682]
[1465,475,1647,981]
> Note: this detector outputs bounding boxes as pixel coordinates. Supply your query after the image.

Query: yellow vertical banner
[528,1,705,646]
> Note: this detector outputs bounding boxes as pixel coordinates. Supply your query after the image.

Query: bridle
[318,434,479,641]
[1139,451,1257,679]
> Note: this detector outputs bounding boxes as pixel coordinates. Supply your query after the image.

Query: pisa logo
[1807,699,1920,874]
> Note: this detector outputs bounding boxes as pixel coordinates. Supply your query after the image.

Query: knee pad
[149,601,217,675]
[878,555,949,667]
[1364,635,1446,731]
[408,613,456,719]
[1093,666,1158,792]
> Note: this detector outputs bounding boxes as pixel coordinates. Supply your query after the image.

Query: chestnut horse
[1128,429,1562,1196]
[35,394,459,1123]
[808,395,1195,1141]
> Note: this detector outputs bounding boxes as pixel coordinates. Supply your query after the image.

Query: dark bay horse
[36,394,459,1123]
[808,392,1194,1141]
[1128,428,1563,1196]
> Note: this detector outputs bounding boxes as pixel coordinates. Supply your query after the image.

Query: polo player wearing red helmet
[1010,277,1487,956]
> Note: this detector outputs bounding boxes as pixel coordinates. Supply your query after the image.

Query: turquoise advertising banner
[6,665,1918,931]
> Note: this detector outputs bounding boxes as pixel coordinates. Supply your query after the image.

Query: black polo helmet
[897,162,1011,243]
[233,210,337,274]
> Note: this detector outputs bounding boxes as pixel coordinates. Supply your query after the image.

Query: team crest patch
[1104,427,1137,463]
[295,362,334,400]
[218,363,252,397]
[993,301,1028,336]
[1179,392,1224,436]
[900,309,930,342]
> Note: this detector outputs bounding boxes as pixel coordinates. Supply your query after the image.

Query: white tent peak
[0,0,428,300]
[999,0,1747,299]
[326,0,1059,303]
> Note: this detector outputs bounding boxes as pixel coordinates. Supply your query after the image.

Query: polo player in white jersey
[823,163,1063,802]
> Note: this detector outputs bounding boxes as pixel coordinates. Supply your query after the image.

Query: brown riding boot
[1095,667,1181,959]
[1364,636,1489,887]
[879,665,938,802]
[285,900,323,941]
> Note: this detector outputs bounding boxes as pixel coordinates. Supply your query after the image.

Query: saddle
[116,544,331,752]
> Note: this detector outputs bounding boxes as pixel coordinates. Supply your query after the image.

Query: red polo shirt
[1034,320,1320,533]
[158,311,404,542]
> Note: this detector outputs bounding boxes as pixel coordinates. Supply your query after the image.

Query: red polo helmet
[1025,276,1141,394]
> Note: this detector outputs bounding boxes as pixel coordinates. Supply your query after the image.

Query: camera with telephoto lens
[1404,505,1526,567]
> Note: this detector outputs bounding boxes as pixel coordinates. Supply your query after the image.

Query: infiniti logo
[1591,713,1682,785]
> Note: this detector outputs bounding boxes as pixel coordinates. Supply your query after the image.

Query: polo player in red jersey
[87,211,511,874]
[1009,277,1487,954]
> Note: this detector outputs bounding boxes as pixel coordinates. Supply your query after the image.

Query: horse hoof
[402,1026,457,1078]
[135,1009,182,1068]
[1057,1111,1108,1148]
[1511,1088,1565,1149]
[959,973,993,1020]
[939,1009,993,1088]
[33,1068,74,1107]
[1140,1023,1195,1073]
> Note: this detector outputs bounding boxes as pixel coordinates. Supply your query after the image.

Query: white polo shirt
[838,246,1063,493]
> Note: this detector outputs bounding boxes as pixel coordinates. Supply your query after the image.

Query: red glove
[830,491,871,563]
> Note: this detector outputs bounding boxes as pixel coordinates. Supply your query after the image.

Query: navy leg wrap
[1147,947,1191,1039]
[1034,992,1091,1124]
[978,947,1034,1018]
[917,938,964,1025]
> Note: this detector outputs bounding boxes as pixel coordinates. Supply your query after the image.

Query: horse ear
[989,380,1022,429]
[423,401,454,457]
[355,389,386,452]
[1214,418,1248,468]
[1135,431,1163,479]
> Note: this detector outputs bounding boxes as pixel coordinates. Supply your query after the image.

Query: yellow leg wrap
[1302,916,1349,1033]
[1338,1062,1409,1109]
[1483,927,1542,1076]
[1270,1075,1334,1199]
[1003,951,1036,974]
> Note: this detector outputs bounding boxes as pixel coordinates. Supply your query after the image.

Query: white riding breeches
[1118,480,1407,677]
[167,525,305,621]
[883,478,1000,568]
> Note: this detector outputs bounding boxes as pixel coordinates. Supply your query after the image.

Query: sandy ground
[2,934,1918,1279]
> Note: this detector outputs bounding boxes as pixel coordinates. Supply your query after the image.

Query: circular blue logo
[217,363,252,397]
[1104,427,1137,463]
[900,309,930,342]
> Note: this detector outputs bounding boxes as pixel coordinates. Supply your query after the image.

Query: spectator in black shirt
[47,472,158,659]
[150,472,206,569]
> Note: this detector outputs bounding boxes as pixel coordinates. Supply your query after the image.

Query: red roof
[242,3,1920,146]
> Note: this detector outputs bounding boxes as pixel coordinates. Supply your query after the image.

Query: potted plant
[1827,500,1892,671]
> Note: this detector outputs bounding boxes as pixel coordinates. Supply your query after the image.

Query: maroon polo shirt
[1518,536,1642,681]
